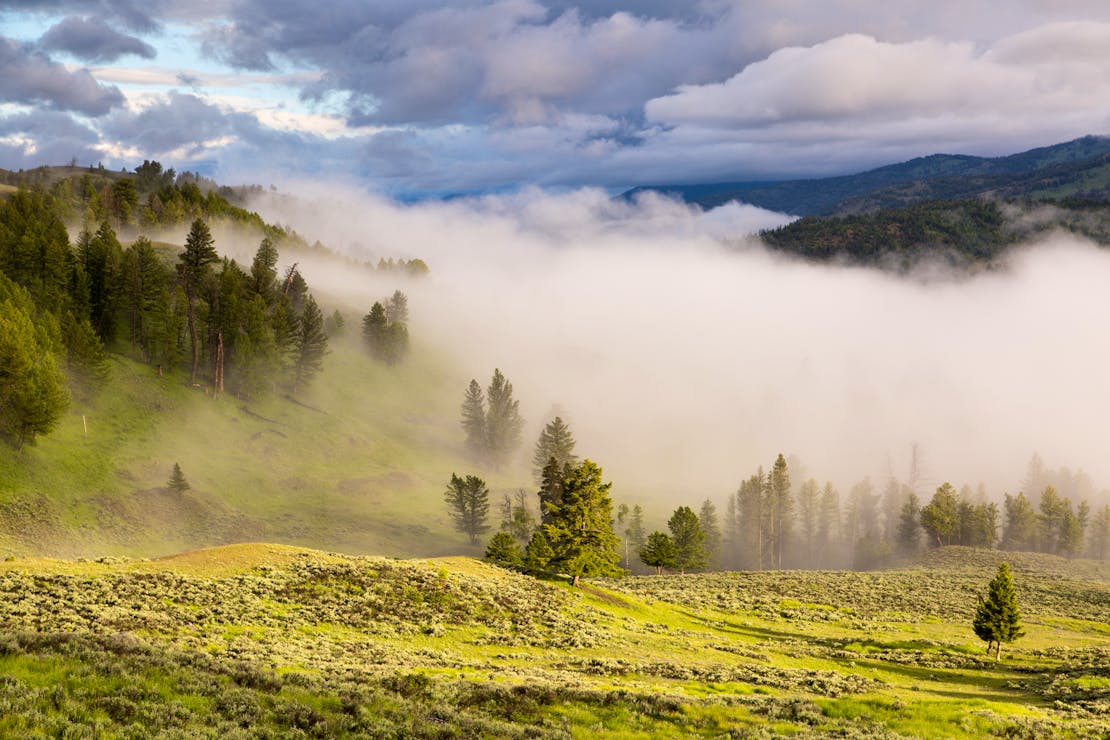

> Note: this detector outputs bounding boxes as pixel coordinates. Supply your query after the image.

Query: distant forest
[0,162,424,449]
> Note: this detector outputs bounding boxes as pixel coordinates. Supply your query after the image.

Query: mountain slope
[625,135,1110,216]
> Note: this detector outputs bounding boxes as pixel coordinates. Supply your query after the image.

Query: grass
[0,333,528,559]
[0,544,1104,737]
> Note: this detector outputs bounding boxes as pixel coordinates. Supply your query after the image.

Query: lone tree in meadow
[444,473,490,545]
[168,462,190,494]
[973,563,1024,660]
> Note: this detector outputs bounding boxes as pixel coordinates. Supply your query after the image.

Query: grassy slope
[0,332,516,559]
[0,544,1104,737]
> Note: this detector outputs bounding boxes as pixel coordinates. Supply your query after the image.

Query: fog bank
[251,186,1110,504]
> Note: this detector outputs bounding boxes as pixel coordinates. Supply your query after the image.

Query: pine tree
[168,462,190,494]
[768,454,792,568]
[532,416,578,483]
[921,482,959,547]
[460,379,487,459]
[179,219,218,385]
[249,237,279,304]
[384,290,409,325]
[525,531,554,570]
[291,295,328,392]
[1001,492,1038,551]
[542,459,622,581]
[699,499,721,569]
[639,531,677,575]
[897,492,922,554]
[485,531,523,565]
[668,505,707,573]
[444,473,490,545]
[362,302,388,358]
[485,368,524,469]
[972,563,1024,660]
[795,478,820,566]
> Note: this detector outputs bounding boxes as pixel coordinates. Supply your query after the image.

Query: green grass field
[0,332,520,559]
[0,544,1104,737]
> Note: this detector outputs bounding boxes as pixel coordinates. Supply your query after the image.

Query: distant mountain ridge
[624,135,1110,216]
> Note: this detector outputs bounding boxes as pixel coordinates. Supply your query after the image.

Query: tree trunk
[186,288,200,386]
[996,643,1002,661]
[572,574,580,587]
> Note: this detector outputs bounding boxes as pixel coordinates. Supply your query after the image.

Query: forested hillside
[758,197,1110,268]
[624,135,1110,216]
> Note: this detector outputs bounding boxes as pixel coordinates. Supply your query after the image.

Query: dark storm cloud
[0,0,165,31]
[0,36,124,115]
[40,16,156,62]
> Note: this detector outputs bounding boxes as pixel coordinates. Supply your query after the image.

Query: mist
[246,185,1110,507]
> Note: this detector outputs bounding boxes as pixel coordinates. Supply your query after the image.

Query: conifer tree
[668,505,707,573]
[1001,492,1038,551]
[542,459,622,581]
[921,482,960,547]
[179,219,217,385]
[249,237,279,304]
[444,473,490,545]
[525,531,554,570]
[639,531,677,575]
[699,499,721,569]
[768,454,792,568]
[532,416,578,483]
[168,462,190,494]
[291,295,328,392]
[485,368,524,469]
[485,531,523,565]
[973,563,1024,660]
[460,379,487,459]
[897,492,922,554]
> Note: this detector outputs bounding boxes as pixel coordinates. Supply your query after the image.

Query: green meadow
[0,544,1104,737]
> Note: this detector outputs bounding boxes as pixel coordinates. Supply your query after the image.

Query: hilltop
[624,135,1110,216]
[0,543,1105,737]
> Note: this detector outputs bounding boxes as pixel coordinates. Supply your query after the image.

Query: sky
[3,1,1110,196]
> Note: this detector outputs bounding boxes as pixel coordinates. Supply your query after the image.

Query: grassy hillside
[0,332,509,559]
[0,544,1104,737]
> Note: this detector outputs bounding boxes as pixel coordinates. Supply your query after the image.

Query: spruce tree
[362,302,388,359]
[639,531,677,575]
[973,563,1024,660]
[532,416,578,483]
[485,368,524,469]
[291,295,328,392]
[444,473,490,545]
[179,219,217,385]
[460,379,487,459]
[168,462,190,494]
[525,531,554,570]
[485,531,523,565]
[699,499,721,569]
[668,505,707,573]
[542,459,622,581]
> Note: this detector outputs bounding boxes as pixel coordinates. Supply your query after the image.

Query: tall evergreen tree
[542,459,622,581]
[1087,505,1110,561]
[817,481,842,564]
[897,492,922,554]
[532,416,578,483]
[460,379,487,459]
[795,478,820,566]
[1038,486,1065,554]
[485,368,524,469]
[444,473,490,545]
[0,289,69,449]
[537,457,567,526]
[699,499,721,569]
[972,563,1024,660]
[249,237,279,304]
[668,505,707,573]
[384,290,409,325]
[291,295,328,392]
[179,218,218,385]
[1001,492,1039,551]
[921,482,960,547]
[624,503,647,573]
[768,454,792,568]
[121,236,167,359]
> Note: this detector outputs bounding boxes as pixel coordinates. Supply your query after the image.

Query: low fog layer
[251,187,1110,503]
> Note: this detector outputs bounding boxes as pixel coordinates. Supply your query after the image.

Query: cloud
[0,109,101,167]
[0,36,124,116]
[40,16,156,63]
[241,186,1110,503]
